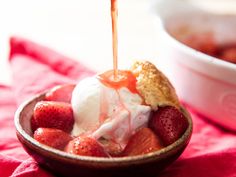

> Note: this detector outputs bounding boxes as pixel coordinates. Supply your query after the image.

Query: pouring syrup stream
[96,1,137,145]
[111,0,118,80]
[98,0,138,93]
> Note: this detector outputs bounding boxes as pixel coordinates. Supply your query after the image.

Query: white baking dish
[153,0,236,131]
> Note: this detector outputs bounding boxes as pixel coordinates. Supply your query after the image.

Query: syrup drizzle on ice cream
[111,0,118,80]
[94,0,133,146]
[71,0,151,150]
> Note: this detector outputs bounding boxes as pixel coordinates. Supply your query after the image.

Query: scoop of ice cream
[71,76,151,147]
[71,77,101,135]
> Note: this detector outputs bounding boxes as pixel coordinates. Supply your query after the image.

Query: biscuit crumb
[131,60,180,110]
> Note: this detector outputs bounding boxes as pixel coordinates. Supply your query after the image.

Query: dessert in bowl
[15,61,192,177]
[154,0,236,131]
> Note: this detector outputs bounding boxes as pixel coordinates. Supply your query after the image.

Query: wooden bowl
[15,93,193,177]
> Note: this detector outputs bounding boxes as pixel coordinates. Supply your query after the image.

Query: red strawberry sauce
[96,70,139,145]
[97,70,138,94]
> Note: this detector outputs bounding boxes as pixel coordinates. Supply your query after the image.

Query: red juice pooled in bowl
[180,32,236,64]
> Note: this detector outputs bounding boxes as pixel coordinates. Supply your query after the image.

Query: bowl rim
[157,15,236,72]
[15,92,193,166]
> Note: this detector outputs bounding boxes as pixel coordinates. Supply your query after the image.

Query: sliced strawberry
[122,127,163,156]
[44,84,75,103]
[34,128,72,150]
[33,101,74,133]
[65,136,108,157]
[149,106,188,146]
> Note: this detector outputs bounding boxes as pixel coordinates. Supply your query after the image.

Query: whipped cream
[71,76,151,148]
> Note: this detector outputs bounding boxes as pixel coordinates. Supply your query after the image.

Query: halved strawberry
[149,106,188,146]
[44,84,75,103]
[122,127,163,156]
[33,101,74,133]
[65,136,108,157]
[34,128,72,150]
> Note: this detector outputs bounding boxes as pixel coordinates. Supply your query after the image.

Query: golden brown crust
[131,60,180,110]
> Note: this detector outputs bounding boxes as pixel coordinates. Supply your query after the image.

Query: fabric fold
[9,37,94,80]
[0,36,235,177]
[9,36,95,105]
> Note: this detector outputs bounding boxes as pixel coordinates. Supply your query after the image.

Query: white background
[0,0,235,85]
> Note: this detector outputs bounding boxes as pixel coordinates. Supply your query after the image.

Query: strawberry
[33,101,74,133]
[44,84,75,103]
[33,128,72,150]
[149,106,188,146]
[182,33,217,56]
[122,127,163,156]
[220,47,236,64]
[65,136,108,157]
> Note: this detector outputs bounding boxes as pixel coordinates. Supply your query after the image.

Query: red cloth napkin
[0,37,236,177]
